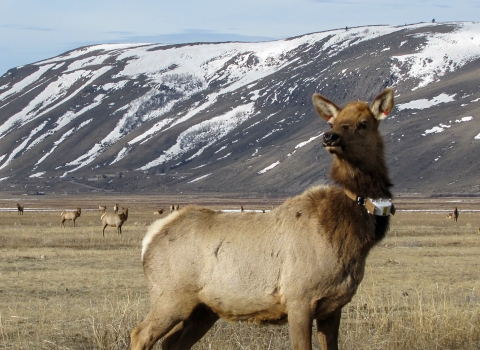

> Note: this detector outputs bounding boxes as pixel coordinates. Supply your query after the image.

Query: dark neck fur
[330,155,393,200]
[329,154,393,245]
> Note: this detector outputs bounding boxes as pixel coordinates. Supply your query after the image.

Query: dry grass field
[1,193,480,349]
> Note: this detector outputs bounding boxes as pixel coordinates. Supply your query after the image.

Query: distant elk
[99,205,106,213]
[170,204,180,213]
[131,88,396,350]
[16,203,24,215]
[114,203,119,214]
[60,208,81,228]
[154,209,165,215]
[101,207,129,237]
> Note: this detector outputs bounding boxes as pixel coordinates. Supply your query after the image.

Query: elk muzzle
[323,132,342,153]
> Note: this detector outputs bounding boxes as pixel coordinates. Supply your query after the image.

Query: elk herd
[12,201,184,237]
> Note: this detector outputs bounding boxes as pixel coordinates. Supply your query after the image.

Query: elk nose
[323,132,340,146]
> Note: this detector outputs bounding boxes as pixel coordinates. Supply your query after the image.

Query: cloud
[124,31,276,44]
[95,29,276,45]
[1,23,55,32]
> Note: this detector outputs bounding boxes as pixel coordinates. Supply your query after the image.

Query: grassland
[1,193,480,349]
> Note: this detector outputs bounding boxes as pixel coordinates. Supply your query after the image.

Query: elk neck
[330,155,392,201]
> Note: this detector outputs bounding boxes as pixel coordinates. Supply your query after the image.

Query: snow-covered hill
[0,21,479,195]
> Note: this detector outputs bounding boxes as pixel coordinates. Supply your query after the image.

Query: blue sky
[0,0,479,76]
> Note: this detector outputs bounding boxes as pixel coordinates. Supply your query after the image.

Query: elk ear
[371,88,394,121]
[312,93,340,123]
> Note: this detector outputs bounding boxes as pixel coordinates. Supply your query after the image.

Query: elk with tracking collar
[131,88,395,350]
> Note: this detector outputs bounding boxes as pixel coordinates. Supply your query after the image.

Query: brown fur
[453,207,459,222]
[101,207,129,237]
[16,203,24,215]
[60,208,81,228]
[131,88,395,350]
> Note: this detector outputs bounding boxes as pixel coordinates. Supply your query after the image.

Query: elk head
[312,88,394,167]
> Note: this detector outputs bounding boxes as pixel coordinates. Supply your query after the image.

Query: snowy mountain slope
[0,21,479,195]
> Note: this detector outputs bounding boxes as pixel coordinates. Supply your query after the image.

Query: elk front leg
[287,304,313,350]
[315,307,342,350]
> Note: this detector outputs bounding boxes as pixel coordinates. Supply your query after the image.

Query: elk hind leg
[161,304,219,350]
[315,307,342,350]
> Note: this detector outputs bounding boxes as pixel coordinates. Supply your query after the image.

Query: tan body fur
[132,88,395,350]
[60,208,81,227]
[99,205,106,213]
[101,207,128,237]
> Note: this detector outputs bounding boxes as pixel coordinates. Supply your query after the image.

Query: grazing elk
[131,88,396,350]
[60,208,81,228]
[114,203,119,214]
[16,203,24,215]
[154,209,165,215]
[99,205,106,213]
[101,207,129,237]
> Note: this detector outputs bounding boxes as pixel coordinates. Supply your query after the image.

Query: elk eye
[358,121,368,129]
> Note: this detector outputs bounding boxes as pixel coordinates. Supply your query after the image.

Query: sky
[1,0,479,77]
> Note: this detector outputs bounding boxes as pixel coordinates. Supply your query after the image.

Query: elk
[99,205,106,213]
[60,208,81,228]
[101,207,129,237]
[154,209,165,215]
[16,203,24,215]
[170,204,180,213]
[453,207,459,222]
[114,203,119,214]
[131,88,395,350]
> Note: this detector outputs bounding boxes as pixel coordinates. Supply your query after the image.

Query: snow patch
[187,173,212,183]
[138,103,255,170]
[29,172,45,178]
[397,93,456,110]
[258,161,280,174]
